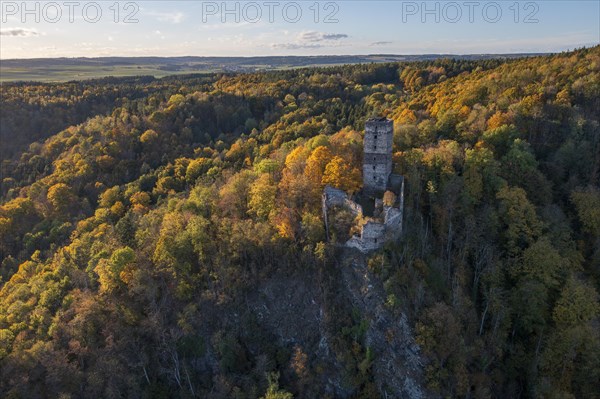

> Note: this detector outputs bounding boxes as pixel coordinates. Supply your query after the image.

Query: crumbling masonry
[323,118,404,253]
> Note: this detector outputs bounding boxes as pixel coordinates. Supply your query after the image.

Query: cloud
[322,33,349,41]
[371,41,392,46]
[272,31,349,50]
[299,31,348,42]
[271,43,327,50]
[146,11,185,23]
[0,28,39,37]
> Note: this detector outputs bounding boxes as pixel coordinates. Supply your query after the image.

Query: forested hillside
[1,47,599,398]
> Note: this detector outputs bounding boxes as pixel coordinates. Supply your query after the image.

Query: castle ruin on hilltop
[322,118,404,253]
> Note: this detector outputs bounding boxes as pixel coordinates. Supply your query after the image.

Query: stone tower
[363,117,393,195]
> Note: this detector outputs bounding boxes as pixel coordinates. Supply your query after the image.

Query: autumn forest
[1,47,599,398]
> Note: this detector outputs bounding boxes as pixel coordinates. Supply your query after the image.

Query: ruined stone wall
[362,221,386,248]
[322,186,363,216]
[323,186,363,241]
[383,207,403,234]
[345,179,404,254]
[347,221,385,253]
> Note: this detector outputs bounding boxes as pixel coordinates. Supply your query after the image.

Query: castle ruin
[363,118,394,195]
[323,118,404,253]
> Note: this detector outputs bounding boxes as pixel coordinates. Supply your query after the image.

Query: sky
[0,1,599,59]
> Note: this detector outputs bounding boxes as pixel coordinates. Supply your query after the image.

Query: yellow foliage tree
[322,156,361,194]
[284,146,310,174]
[304,146,333,186]
[487,111,511,130]
[47,183,76,214]
[140,129,158,144]
[248,174,277,220]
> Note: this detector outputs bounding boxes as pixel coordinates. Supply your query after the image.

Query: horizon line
[0,50,569,62]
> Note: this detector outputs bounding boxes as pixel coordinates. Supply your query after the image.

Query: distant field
[0,64,219,82]
[0,54,544,82]
[0,64,349,82]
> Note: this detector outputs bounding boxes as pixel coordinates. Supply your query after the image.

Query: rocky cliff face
[339,251,427,399]
[242,248,429,398]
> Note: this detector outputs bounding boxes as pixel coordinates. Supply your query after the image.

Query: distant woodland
[1,47,599,398]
